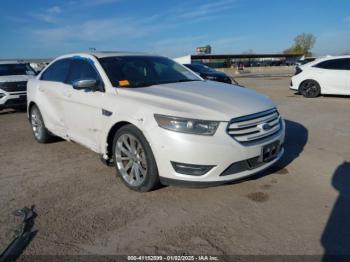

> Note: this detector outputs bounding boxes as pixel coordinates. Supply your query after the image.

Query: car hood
[0,75,34,82]
[117,80,276,121]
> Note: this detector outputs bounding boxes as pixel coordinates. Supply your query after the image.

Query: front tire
[112,125,160,192]
[30,105,53,143]
[299,80,321,98]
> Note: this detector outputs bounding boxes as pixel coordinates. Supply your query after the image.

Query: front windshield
[99,56,201,88]
[0,63,35,76]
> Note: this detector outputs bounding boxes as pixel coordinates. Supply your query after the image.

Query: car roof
[302,55,350,67]
[60,51,157,59]
[319,55,350,61]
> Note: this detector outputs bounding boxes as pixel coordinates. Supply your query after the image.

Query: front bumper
[149,119,286,184]
[0,90,27,109]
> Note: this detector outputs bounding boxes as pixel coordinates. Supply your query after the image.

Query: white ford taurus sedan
[27,52,285,191]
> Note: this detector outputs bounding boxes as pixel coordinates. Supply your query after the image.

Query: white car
[290,55,350,97]
[27,52,285,192]
[0,61,36,110]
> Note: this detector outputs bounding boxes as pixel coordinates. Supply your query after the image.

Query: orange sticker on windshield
[119,80,130,87]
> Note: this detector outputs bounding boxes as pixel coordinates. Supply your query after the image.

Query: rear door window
[41,59,71,82]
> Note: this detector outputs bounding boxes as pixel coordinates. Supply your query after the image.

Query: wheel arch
[27,101,37,120]
[105,121,133,158]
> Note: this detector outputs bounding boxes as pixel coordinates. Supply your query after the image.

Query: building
[174,53,303,68]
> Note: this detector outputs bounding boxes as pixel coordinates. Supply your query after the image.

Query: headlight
[154,114,219,136]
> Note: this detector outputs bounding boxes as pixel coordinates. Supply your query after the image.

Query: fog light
[171,161,215,176]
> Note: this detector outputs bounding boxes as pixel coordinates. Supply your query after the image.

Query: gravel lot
[0,77,349,257]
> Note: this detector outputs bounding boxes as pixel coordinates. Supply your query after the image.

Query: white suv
[27,52,285,191]
[290,55,350,97]
[0,61,36,110]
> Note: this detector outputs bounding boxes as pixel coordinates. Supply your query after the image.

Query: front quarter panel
[98,92,158,155]
[27,78,38,116]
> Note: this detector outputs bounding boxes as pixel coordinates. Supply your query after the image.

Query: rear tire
[299,80,321,98]
[30,105,54,143]
[112,124,160,192]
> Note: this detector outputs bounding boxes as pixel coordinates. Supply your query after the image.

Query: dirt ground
[0,77,349,257]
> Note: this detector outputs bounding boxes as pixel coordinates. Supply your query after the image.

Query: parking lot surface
[0,77,349,256]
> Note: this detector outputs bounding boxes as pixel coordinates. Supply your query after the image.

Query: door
[37,58,71,137]
[314,58,350,94]
[61,58,105,152]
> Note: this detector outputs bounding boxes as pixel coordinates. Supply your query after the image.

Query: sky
[1,0,350,59]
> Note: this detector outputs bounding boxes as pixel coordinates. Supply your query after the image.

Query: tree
[284,33,316,56]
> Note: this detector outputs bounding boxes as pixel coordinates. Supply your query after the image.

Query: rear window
[314,58,350,70]
[0,63,35,76]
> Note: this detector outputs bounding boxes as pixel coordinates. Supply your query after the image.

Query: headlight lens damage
[154,114,219,135]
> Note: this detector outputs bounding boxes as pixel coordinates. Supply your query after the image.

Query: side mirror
[72,79,98,91]
[26,70,36,76]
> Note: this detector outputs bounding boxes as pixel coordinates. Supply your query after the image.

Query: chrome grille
[227,108,281,144]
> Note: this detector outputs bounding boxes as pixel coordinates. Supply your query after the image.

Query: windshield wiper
[177,79,200,82]
[161,79,201,84]
[126,79,200,88]
[130,81,158,88]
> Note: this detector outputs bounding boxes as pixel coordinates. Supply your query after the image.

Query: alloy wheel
[31,108,43,140]
[115,134,148,187]
[301,81,319,97]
